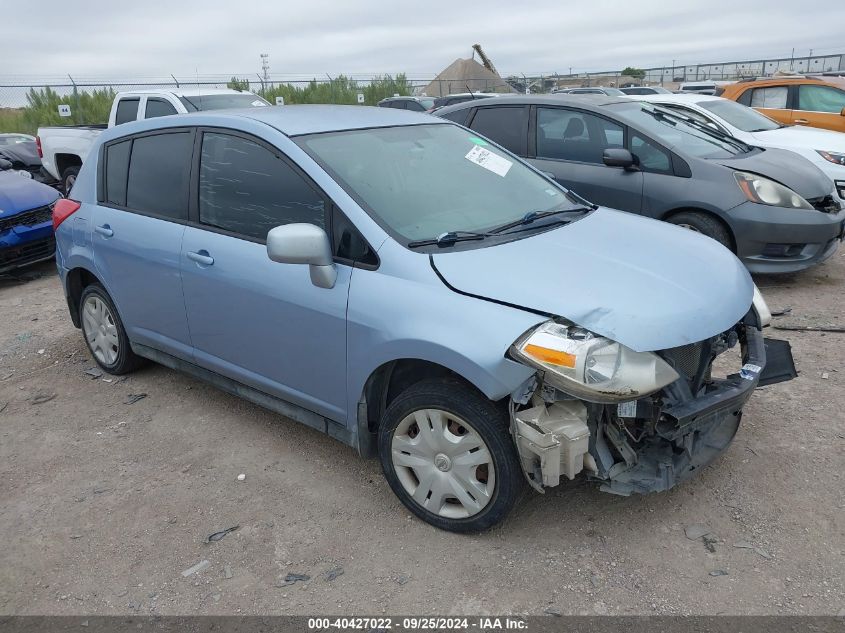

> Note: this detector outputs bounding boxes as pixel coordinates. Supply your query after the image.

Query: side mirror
[266,223,337,289]
[840,106,845,117]
[602,148,639,171]
[0,158,12,171]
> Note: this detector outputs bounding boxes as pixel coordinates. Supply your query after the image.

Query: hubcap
[81,296,119,366]
[391,409,495,519]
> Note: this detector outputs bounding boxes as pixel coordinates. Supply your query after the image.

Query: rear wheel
[79,284,143,375]
[377,379,522,533]
[667,211,733,251]
[62,166,80,196]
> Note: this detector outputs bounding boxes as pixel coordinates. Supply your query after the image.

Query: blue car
[0,170,60,274]
[53,106,795,532]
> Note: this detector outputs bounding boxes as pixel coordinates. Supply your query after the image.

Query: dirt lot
[0,253,843,617]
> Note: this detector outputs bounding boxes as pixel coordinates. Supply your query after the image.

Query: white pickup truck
[37,88,269,192]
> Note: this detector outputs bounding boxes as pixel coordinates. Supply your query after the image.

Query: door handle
[95,224,113,238]
[187,250,214,266]
[794,118,809,124]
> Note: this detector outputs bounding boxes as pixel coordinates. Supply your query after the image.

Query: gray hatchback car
[54,105,795,532]
[436,95,845,273]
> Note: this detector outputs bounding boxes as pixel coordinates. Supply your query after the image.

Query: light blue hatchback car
[53,105,795,532]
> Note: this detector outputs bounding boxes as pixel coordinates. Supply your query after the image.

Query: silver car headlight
[509,321,680,404]
[734,171,814,210]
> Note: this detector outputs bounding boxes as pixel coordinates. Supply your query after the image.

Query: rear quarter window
[104,140,131,206]
[114,98,140,125]
[125,131,193,221]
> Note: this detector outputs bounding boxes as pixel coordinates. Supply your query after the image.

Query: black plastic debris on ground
[205,525,240,544]
[125,393,147,405]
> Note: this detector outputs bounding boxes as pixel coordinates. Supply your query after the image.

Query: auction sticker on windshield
[465,145,512,177]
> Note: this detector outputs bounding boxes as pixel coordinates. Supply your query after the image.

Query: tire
[62,166,80,196]
[667,211,733,251]
[377,379,523,533]
[79,284,144,375]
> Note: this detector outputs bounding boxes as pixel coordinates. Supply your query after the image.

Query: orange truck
[718,77,845,133]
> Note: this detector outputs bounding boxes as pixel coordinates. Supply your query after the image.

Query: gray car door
[529,106,643,212]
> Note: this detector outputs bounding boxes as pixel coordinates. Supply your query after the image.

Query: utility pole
[789,47,795,70]
[807,49,813,73]
[260,53,270,89]
[672,59,676,83]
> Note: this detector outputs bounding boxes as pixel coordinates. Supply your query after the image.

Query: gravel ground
[0,253,843,617]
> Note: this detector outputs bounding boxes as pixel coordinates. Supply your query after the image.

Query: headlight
[509,321,680,404]
[734,171,813,210]
[817,150,845,167]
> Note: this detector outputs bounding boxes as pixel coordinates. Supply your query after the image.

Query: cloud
[4,0,844,81]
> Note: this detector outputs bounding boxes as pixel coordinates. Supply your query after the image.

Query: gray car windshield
[698,99,781,132]
[178,94,270,111]
[619,104,742,158]
[297,124,581,242]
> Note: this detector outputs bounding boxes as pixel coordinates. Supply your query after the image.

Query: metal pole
[256,73,264,94]
[171,74,180,88]
[68,74,80,123]
[326,73,333,103]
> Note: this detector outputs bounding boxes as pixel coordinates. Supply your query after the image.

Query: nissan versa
[436,95,845,273]
[53,106,796,532]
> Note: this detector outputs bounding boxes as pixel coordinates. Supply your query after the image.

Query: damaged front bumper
[510,320,795,496]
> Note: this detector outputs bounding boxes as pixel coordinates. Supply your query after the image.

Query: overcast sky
[5,0,845,80]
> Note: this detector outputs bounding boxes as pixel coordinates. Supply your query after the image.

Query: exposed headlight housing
[752,285,772,327]
[817,150,845,167]
[734,171,814,210]
[509,321,680,404]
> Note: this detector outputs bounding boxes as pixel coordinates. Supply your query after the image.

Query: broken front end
[507,306,796,495]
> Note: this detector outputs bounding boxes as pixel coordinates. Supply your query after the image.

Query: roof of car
[628,93,722,105]
[435,93,628,115]
[115,87,260,98]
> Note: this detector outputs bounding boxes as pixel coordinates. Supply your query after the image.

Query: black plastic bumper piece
[758,338,797,387]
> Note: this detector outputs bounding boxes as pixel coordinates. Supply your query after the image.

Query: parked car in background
[377,96,437,112]
[0,160,60,273]
[619,86,673,95]
[718,77,845,133]
[0,134,58,185]
[37,88,270,193]
[0,133,36,146]
[429,92,503,112]
[52,105,794,531]
[435,95,844,273]
[678,81,734,95]
[554,87,626,96]
[629,93,845,200]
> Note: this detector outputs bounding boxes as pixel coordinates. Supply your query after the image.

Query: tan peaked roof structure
[423,58,517,97]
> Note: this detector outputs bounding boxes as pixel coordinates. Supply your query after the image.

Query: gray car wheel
[79,284,144,375]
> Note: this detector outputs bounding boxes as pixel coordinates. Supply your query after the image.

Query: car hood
[751,125,845,153]
[0,172,60,216]
[431,208,753,352]
[715,147,833,199]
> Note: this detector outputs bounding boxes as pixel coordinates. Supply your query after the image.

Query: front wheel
[377,379,523,533]
[667,211,733,251]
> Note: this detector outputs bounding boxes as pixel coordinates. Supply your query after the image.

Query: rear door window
[468,106,528,155]
[114,98,140,125]
[125,131,193,220]
[198,132,326,241]
[536,107,624,164]
[750,86,788,109]
[145,98,178,119]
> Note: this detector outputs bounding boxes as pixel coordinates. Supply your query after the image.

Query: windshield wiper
[489,206,591,235]
[646,107,752,153]
[407,230,492,248]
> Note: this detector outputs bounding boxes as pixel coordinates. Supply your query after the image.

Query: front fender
[345,248,545,431]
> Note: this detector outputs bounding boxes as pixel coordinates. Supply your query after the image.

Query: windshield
[297,123,582,242]
[617,103,744,158]
[178,94,270,111]
[698,99,781,132]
